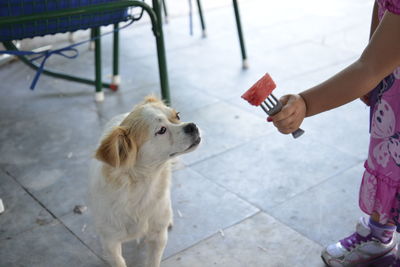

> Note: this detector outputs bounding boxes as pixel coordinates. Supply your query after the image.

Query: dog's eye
[156,127,167,135]
[176,112,180,120]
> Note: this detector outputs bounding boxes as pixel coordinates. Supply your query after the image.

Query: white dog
[89,96,201,267]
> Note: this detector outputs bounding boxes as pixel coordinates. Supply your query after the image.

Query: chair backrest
[0,0,129,41]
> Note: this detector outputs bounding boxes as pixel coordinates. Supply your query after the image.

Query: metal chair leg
[161,0,169,24]
[93,27,104,102]
[196,0,207,38]
[152,0,171,105]
[89,28,95,50]
[112,23,120,91]
[232,0,248,69]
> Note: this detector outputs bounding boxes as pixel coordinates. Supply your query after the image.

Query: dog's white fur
[89,96,200,267]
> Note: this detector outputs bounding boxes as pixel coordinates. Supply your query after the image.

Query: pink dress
[359,0,400,228]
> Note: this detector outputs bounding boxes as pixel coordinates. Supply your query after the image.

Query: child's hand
[267,94,306,134]
[360,94,370,106]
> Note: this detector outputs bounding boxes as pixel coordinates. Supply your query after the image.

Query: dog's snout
[183,123,198,135]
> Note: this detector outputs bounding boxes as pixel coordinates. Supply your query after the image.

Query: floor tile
[302,101,370,160]
[0,104,100,175]
[191,132,363,210]
[0,61,91,122]
[18,156,93,218]
[0,220,104,267]
[0,107,101,218]
[269,163,366,246]
[166,167,259,257]
[179,101,272,165]
[162,212,325,267]
[0,169,54,240]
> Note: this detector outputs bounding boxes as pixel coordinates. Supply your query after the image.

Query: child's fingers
[270,95,296,122]
[272,115,296,133]
[273,121,295,134]
[267,94,306,134]
[272,110,296,125]
[276,119,299,134]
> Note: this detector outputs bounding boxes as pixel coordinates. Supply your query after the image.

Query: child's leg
[369,211,396,243]
[370,211,380,223]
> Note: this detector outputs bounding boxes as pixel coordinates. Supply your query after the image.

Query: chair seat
[0,0,128,41]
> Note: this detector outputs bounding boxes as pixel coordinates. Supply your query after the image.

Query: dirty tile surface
[162,212,325,267]
[0,0,381,266]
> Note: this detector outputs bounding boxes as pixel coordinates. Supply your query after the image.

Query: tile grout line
[187,161,330,250]
[3,170,108,265]
[184,144,365,247]
[188,140,365,215]
[162,210,263,262]
[162,208,325,262]
[270,159,366,214]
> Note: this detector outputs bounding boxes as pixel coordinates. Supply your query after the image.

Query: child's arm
[303,11,400,116]
[270,10,400,134]
[370,1,379,39]
[360,0,379,105]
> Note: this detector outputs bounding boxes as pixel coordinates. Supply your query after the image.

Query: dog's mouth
[170,137,201,157]
[187,137,201,150]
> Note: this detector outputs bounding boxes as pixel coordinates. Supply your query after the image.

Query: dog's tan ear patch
[144,95,160,104]
[95,126,137,168]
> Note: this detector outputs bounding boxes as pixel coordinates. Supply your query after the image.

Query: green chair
[0,0,171,103]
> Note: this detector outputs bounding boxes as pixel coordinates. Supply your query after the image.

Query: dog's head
[95,96,201,168]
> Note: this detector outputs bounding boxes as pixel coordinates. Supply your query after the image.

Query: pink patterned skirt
[359,70,400,229]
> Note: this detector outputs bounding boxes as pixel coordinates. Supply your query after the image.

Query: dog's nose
[183,123,198,135]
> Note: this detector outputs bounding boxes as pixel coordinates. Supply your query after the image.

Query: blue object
[0,0,129,41]
[0,19,134,89]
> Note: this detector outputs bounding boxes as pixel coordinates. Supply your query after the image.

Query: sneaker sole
[321,247,396,267]
[321,255,329,266]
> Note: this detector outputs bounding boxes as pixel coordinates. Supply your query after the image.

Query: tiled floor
[0,0,383,266]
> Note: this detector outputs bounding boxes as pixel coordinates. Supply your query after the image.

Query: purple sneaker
[321,217,396,267]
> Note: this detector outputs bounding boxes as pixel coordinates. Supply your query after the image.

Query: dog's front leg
[168,202,174,230]
[102,239,127,267]
[145,228,168,267]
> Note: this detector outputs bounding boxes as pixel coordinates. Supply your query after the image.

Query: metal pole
[93,27,104,101]
[161,0,169,23]
[152,0,171,104]
[232,0,248,69]
[112,23,120,90]
[196,0,207,37]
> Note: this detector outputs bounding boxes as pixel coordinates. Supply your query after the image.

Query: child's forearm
[300,60,379,117]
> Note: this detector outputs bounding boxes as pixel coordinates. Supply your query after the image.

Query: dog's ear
[95,126,137,168]
[144,95,161,104]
